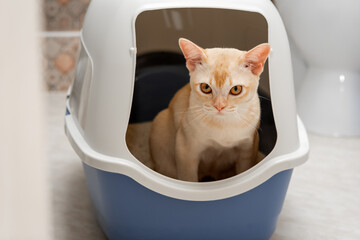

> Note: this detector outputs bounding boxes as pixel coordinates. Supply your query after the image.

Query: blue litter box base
[82,163,292,240]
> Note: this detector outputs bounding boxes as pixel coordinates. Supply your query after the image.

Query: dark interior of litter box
[126,8,277,181]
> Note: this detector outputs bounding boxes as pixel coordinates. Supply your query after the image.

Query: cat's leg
[175,128,201,182]
[252,131,260,164]
[235,144,255,174]
[149,109,177,179]
[235,133,259,174]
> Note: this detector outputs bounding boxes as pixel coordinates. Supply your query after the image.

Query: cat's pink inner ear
[179,38,206,72]
[244,43,271,76]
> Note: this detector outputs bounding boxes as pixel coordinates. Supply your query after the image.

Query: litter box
[65,0,309,239]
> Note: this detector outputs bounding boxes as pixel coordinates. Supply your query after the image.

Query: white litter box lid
[65,0,309,201]
[66,111,308,201]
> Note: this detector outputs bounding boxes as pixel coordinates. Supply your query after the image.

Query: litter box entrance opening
[126,8,277,180]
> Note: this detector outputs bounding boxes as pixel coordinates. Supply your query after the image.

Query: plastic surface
[71,0,300,159]
[64,0,310,238]
[65,102,308,200]
[65,0,309,201]
[129,65,188,123]
[83,162,293,240]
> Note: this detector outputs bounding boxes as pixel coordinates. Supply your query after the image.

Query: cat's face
[179,38,270,122]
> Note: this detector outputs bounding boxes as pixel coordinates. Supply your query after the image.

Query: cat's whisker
[236,112,254,125]
[203,105,215,111]
[189,106,204,110]
[243,118,261,132]
[176,109,201,115]
[225,107,237,113]
[183,111,205,129]
[258,95,270,101]
[244,109,263,131]
[175,106,203,114]
[232,112,260,132]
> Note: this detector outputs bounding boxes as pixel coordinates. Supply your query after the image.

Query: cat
[149,38,270,182]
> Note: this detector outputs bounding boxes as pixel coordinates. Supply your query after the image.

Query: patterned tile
[42,37,80,91]
[42,0,91,90]
[43,0,91,31]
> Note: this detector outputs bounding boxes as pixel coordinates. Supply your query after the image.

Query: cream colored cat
[149,38,270,182]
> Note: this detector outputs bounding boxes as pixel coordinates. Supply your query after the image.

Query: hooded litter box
[65,0,309,239]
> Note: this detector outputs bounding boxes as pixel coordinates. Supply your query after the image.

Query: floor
[47,91,360,240]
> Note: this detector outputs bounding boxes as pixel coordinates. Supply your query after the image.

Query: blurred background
[42,0,90,91]
[1,0,359,239]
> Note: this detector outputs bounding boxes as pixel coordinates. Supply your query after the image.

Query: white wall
[0,0,52,239]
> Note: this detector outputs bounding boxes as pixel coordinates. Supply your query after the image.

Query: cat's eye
[230,85,243,95]
[200,83,212,94]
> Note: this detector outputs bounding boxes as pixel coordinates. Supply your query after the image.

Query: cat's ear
[179,38,207,72]
[243,43,271,76]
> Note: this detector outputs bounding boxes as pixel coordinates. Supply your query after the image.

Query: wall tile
[43,0,90,31]
[43,0,91,91]
[42,37,80,91]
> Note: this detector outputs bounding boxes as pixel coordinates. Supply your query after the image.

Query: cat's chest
[191,120,253,148]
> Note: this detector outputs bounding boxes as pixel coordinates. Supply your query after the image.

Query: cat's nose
[214,104,226,112]
[213,97,227,112]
